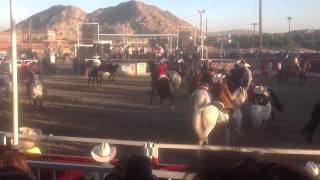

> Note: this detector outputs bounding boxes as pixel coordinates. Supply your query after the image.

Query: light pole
[198,9,205,60]
[10,0,19,146]
[28,19,32,49]
[287,17,292,35]
[311,27,315,46]
[176,25,194,49]
[251,22,258,49]
[76,22,100,46]
[259,0,263,53]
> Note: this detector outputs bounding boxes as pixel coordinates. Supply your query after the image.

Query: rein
[199,85,209,91]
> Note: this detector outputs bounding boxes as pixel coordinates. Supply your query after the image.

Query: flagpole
[10,0,19,146]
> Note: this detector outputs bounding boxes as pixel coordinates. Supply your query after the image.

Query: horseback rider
[212,73,234,118]
[235,58,252,90]
[27,63,46,95]
[0,58,12,77]
[252,86,270,106]
[0,59,12,97]
[155,44,164,61]
[157,57,168,80]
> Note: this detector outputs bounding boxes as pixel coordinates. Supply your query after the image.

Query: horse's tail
[267,88,285,113]
[302,102,320,142]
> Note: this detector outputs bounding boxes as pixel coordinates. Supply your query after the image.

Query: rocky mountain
[15,1,191,41]
[17,5,86,40]
[86,1,190,34]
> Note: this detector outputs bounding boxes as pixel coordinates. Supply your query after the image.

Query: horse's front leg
[150,87,154,105]
[112,73,115,81]
[96,76,100,87]
[100,75,103,87]
[88,77,91,86]
[169,94,175,109]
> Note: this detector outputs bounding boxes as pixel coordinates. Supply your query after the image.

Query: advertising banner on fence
[119,63,136,76]
[137,63,149,76]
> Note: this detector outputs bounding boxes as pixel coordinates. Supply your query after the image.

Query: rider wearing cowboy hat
[212,73,234,114]
[27,63,47,95]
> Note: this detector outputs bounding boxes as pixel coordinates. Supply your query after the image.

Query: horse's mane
[226,67,244,93]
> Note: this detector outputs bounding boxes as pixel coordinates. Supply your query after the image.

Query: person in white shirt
[50,53,55,64]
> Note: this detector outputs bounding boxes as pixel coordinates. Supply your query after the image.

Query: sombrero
[243,63,251,67]
[91,142,116,163]
[213,73,225,82]
[18,127,42,150]
[305,161,319,177]
[254,86,268,95]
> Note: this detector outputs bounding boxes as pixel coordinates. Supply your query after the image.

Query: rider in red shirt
[157,57,168,79]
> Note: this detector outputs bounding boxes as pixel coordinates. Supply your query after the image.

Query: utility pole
[205,18,208,46]
[28,19,32,50]
[251,23,258,49]
[198,9,205,60]
[287,17,292,35]
[311,27,314,46]
[259,0,262,53]
[194,25,197,46]
[10,0,19,146]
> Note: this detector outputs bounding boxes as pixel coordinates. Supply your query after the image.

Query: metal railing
[2,132,320,179]
[27,160,188,180]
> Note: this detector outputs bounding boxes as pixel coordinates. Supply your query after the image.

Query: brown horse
[299,60,312,85]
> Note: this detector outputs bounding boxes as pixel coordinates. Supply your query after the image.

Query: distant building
[46,30,56,42]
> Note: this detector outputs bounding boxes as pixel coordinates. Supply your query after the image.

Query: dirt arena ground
[1,65,320,165]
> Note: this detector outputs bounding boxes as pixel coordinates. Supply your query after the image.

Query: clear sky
[1,0,319,32]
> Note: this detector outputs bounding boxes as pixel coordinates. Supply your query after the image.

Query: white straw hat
[18,127,42,150]
[305,161,319,177]
[91,142,116,163]
[254,86,268,95]
[213,73,225,82]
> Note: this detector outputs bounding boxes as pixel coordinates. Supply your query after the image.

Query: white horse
[251,86,284,129]
[29,74,44,109]
[192,87,247,145]
[0,73,12,103]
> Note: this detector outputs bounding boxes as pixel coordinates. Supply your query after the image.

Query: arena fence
[27,160,188,180]
[2,132,320,179]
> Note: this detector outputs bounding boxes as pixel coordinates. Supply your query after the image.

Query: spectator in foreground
[0,151,35,180]
[124,155,157,180]
[188,154,314,180]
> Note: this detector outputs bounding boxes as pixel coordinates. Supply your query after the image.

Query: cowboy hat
[213,73,225,82]
[159,58,166,64]
[305,161,319,177]
[18,127,42,150]
[253,86,268,95]
[243,63,251,67]
[91,142,116,163]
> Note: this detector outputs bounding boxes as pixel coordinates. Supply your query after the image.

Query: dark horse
[302,101,320,142]
[298,60,312,85]
[278,54,301,85]
[147,61,174,108]
[88,62,119,87]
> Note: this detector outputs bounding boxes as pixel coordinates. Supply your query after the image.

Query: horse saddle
[212,101,230,124]
[213,101,226,113]
[158,74,169,80]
